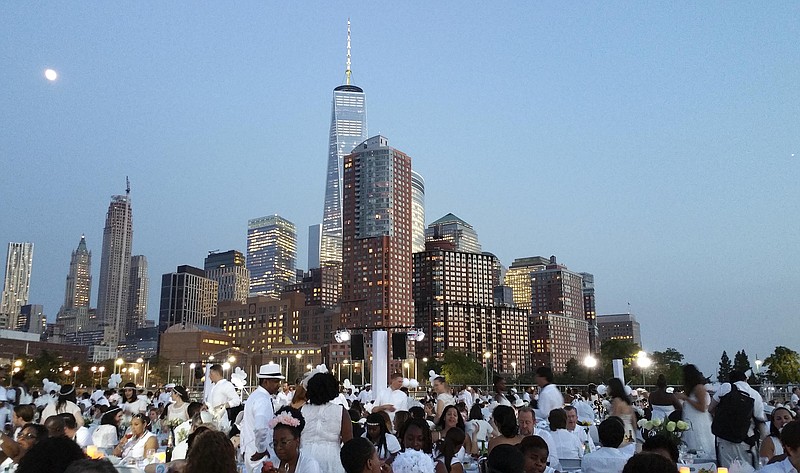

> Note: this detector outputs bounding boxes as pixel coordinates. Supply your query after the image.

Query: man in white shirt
[709,370,767,469]
[518,406,560,471]
[241,363,283,473]
[275,383,293,409]
[372,373,408,421]
[158,384,174,408]
[456,386,474,410]
[581,417,632,473]
[790,387,800,409]
[534,366,564,422]
[206,363,241,425]
[357,384,375,404]
[565,405,594,450]
[60,412,93,448]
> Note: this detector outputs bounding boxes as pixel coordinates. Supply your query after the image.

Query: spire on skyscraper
[345,19,352,85]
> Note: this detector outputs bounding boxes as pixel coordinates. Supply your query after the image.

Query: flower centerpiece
[637,417,690,444]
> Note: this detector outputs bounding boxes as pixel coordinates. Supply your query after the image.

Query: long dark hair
[366,413,390,458]
[436,404,465,431]
[57,385,77,412]
[399,418,434,454]
[468,403,484,421]
[682,364,706,394]
[607,378,630,405]
[437,428,465,473]
[492,405,518,438]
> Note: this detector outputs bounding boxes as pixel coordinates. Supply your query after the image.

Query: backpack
[711,383,755,444]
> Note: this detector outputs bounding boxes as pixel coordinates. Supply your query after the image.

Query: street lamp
[511,361,517,381]
[484,351,492,388]
[189,363,196,392]
[115,358,124,374]
[91,366,97,385]
[636,351,651,385]
[72,366,79,386]
[584,355,598,383]
[99,366,106,386]
[403,362,410,379]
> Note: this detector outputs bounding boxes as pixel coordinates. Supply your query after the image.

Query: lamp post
[189,363,196,393]
[636,351,651,385]
[72,366,79,386]
[483,351,492,388]
[403,362,410,379]
[115,358,124,375]
[583,355,598,383]
[91,366,97,385]
[754,357,763,383]
[99,366,105,386]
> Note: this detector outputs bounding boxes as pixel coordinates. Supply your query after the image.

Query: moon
[44,69,58,81]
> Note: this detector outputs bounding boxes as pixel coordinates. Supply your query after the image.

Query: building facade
[217,292,306,354]
[410,170,426,254]
[17,304,45,334]
[597,313,642,346]
[425,214,482,254]
[413,241,529,372]
[158,265,218,332]
[205,250,250,303]
[502,256,550,311]
[0,242,34,330]
[580,272,599,353]
[341,136,414,335]
[247,215,297,298]
[320,24,368,267]
[283,266,341,309]
[127,255,149,337]
[96,189,133,347]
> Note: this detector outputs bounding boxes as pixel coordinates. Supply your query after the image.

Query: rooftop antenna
[345,19,352,85]
[126,176,130,195]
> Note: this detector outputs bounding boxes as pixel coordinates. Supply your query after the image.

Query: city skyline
[1,4,798,376]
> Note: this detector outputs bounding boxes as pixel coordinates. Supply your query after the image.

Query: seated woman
[0,422,48,470]
[760,406,794,462]
[92,407,123,452]
[464,404,492,455]
[262,407,321,473]
[113,413,158,460]
[548,409,584,460]
[399,417,448,473]
[364,413,401,463]
[488,405,525,452]
[518,435,558,473]
[340,437,386,473]
[183,430,238,473]
[434,428,465,473]
[487,444,526,473]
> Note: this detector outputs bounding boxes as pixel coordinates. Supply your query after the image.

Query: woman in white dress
[262,407,322,473]
[607,378,636,446]
[113,413,158,460]
[676,364,714,454]
[760,406,794,461]
[40,384,84,428]
[300,367,353,473]
[166,385,190,423]
[92,407,123,451]
[432,376,455,424]
[120,382,148,425]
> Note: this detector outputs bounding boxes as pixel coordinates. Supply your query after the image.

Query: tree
[555,358,585,385]
[764,346,800,384]
[599,339,641,381]
[651,348,685,385]
[440,350,485,386]
[733,350,751,374]
[717,351,732,383]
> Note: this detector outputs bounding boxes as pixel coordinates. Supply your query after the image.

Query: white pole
[372,330,388,391]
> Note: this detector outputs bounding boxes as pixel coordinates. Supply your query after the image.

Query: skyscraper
[247,215,297,298]
[503,256,551,311]
[127,255,149,336]
[320,20,368,267]
[410,170,426,254]
[56,235,94,334]
[425,213,482,254]
[204,250,249,303]
[158,265,218,331]
[0,242,34,329]
[342,135,413,332]
[96,182,133,347]
[580,272,599,353]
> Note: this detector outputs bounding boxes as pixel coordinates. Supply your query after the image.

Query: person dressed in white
[456,386,474,410]
[581,417,632,473]
[60,412,94,448]
[241,362,283,473]
[432,375,455,423]
[275,383,293,409]
[565,405,594,451]
[120,382,148,423]
[790,387,800,409]
[206,363,241,427]
[300,365,353,473]
[548,409,584,460]
[40,384,84,428]
[357,384,375,405]
[158,384,174,408]
[676,364,715,455]
[518,407,561,471]
[492,375,512,407]
[534,367,564,422]
[372,373,408,422]
[760,419,800,473]
[709,369,767,469]
[113,413,158,460]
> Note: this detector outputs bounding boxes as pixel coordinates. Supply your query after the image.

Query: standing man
[372,373,408,421]
[534,366,564,422]
[241,362,283,473]
[492,375,512,407]
[206,364,241,425]
[709,369,766,468]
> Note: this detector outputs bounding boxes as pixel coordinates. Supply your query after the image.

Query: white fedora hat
[257,362,285,379]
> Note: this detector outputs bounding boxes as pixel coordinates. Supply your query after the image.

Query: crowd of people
[0,361,799,473]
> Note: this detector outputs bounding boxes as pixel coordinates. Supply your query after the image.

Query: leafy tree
[764,346,800,384]
[717,351,732,383]
[651,348,685,385]
[440,350,485,386]
[733,350,751,374]
[555,357,585,385]
[599,339,641,381]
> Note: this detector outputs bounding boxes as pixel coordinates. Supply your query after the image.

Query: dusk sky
[1,3,797,377]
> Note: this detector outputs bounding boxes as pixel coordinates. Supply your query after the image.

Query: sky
[1,3,798,378]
